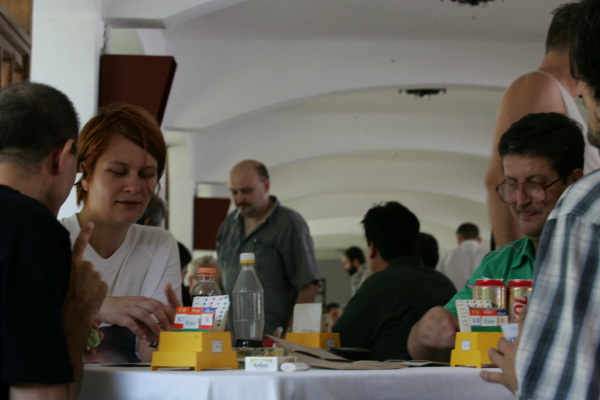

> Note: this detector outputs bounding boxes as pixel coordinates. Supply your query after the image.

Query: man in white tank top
[485,2,600,249]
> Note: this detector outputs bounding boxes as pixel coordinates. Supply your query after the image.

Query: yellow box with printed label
[151,331,238,371]
[450,332,504,368]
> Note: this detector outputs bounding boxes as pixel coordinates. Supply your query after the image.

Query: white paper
[281,362,310,372]
[455,299,492,332]
[191,295,230,331]
[292,303,322,333]
[501,323,519,343]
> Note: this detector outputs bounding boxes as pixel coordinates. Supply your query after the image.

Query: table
[80,365,515,400]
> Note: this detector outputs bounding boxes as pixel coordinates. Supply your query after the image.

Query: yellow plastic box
[450,332,504,368]
[151,331,238,371]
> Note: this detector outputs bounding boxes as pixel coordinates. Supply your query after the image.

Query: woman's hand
[95,286,179,342]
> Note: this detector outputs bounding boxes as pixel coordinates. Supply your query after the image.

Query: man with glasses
[482,1,600,396]
[407,112,584,362]
[485,3,599,249]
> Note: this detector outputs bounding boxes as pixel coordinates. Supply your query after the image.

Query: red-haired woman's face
[81,134,158,227]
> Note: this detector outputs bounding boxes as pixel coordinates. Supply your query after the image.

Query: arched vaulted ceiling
[39,0,578,259]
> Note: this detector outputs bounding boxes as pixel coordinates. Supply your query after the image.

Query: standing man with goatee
[341,246,371,296]
[217,160,320,337]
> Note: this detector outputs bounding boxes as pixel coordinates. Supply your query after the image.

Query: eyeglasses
[495,178,561,204]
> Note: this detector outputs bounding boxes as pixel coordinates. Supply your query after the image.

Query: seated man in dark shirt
[0,82,107,399]
[333,201,456,361]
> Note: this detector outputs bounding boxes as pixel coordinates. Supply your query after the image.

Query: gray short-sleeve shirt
[217,196,320,335]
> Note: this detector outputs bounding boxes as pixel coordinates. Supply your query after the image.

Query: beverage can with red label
[508,280,532,322]
[472,278,506,310]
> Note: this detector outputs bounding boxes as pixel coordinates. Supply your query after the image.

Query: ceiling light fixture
[400,88,447,99]
[447,0,495,5]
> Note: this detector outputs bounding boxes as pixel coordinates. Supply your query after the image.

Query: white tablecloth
[80,365,515,400]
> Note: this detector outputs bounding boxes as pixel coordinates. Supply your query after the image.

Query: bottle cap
[240,253,255,263]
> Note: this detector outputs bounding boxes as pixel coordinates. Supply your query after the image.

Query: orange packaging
[469,308,483,327]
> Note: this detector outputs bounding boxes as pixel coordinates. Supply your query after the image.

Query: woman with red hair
[62,103,181,363]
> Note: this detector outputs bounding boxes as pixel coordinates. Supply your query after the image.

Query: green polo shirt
[444,236,535,317]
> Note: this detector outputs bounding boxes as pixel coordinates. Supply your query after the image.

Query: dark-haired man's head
[0,81,79,215]
[546,2,578,54]
[497,112,583,246]
[0,82,79,167]
[325,302,340,313]
[362,201,420,270]
[341,246,366,275]
[498,112,583,182]
[456,222,481,244]
[324,302,341,326]
[570,0,600,147]
[417,232,439,269]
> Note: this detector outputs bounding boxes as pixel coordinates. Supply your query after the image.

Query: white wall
[32,3,104,219]
[318,259,354,309]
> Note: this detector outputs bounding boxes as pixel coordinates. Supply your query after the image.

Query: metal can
[508,280,533,322]
[472,279,506,310]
